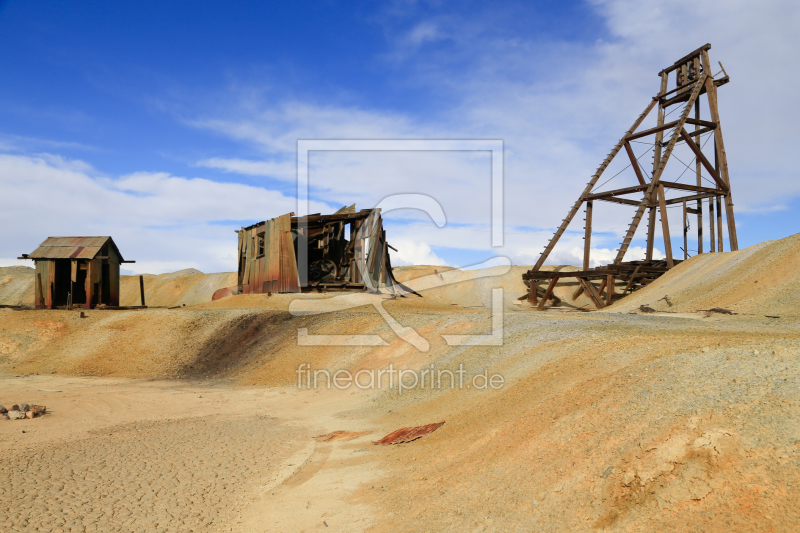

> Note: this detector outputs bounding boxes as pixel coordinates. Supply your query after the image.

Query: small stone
[0,413,9,420]
[32,405,46,415]
[7,410,24,420]
[20,403,30,412]
[11,404,19,411]
[0,405,6,414]
[26,410,35,419]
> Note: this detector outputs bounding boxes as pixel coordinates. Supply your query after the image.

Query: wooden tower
[524,44,737,309]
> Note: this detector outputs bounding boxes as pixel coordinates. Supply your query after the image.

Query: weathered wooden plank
[606,275,615,304]
[537,278,559,310]
[583,201,592,271]
[139,275,146,306]
[702,50,738,250]
[584,184,649,200]
[679,129,726,190]
[623,265,641,294]
[624,142,647,185]
[657,183,674,268]
[660,181,722,195]
[579,278,605,309]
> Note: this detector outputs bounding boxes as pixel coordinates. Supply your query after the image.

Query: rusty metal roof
[373,421,445,445]
[26,236,124,261]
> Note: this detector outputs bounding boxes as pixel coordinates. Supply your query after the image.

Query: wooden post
[645,207,656,261]
[85,261,93,309]
[683,199,688,260]
[694,95,703,254]
[606,275,615,305]
[702,50,738,250]
[647,72,669,261]
[528,281,538,306]
[537,278,559,310]
[657,183,674,267]
[716,196,724,252]
[139,275,146,307]
[583,201,592,271]
[709,197,716,252]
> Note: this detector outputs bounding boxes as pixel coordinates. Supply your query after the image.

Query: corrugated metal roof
[26,236,124,261]
[28,245,102,259]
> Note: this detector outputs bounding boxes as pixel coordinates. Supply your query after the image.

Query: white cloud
[390,239,447,266]
[0,153,331,273]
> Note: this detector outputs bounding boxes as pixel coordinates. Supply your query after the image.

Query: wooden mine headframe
[524,44,737,310]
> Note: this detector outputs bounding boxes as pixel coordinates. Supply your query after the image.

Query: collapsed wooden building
[18,236,133,309]
[525,44,737,310]
[226,206,417,296]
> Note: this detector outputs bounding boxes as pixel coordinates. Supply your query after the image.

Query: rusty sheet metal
[27,236,114,260]
[373,421,445,445]
[314,430,370,442]
[28,245,101,259]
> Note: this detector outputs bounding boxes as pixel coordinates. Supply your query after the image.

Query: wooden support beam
[685,117,717,129]
[660,181,722,195]
[716,196,724,252]
[572,284,585,301]
[702,50,738,250]
[694,92,703,255]
[657,183,674,268]
[709,196,716,252]
[625,120,680,142]
[683,199,688,260]
[595,197,644,207]
[583,201,592,271]
[528,281,538,306]
[623,266,641,294]
[139,275,146,307]
[606,275,615,305]
[598,277,608,297]
[624,141,647,185]
[647,74,667,262]
[646,207,657,261]
[584,184,649,200]
[579,278,605,309]
[675,125,716,142]
[679,128,726,190]
[664,192,719,205]
[538,278,559,310]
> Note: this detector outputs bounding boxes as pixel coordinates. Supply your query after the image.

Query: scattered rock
[11,404,19,411]
[20,403,30,412]
[25,411,35,419]
[32,405,46,415]
[0,405,6,414]
[639,305,657,313]
[0,413,8,420]
[7,410,24,420]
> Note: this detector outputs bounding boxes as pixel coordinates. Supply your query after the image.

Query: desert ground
[1,234,799,532]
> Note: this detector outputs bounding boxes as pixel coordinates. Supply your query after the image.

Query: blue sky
[1,0,799,273]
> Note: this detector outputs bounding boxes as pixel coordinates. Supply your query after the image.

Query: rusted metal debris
[314,430,371,442]
[17,236,134,310]
[373,421,445,445]
[701,307,737,315]
[524,44,737,311]
[214,205,420,297]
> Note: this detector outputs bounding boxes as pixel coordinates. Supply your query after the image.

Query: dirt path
[0,376,382,533]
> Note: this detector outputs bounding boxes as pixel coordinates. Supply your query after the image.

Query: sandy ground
[2,233,800,532]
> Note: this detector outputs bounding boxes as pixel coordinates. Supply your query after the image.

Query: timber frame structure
[524,44,737,310]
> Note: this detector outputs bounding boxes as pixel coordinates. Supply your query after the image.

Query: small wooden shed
[18,236,133,309]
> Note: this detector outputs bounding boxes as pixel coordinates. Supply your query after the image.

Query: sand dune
[2,234,800,532]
